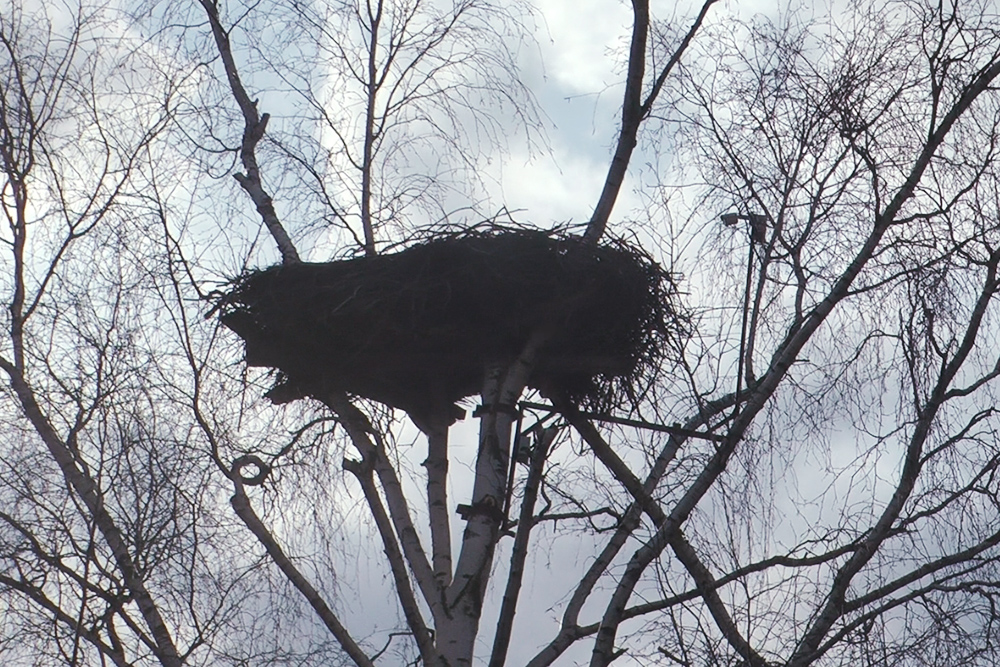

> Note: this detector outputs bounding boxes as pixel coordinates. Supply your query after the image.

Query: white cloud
[537,0,632,94]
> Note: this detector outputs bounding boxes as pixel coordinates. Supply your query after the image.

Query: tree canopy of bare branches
[7,0,1000,666]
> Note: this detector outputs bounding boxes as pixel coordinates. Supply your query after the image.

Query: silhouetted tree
[8,1,1000,666]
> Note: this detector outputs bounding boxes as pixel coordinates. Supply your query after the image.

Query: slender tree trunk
[423,418,453,589]
[438,366,514,665]
[439,329,544,664]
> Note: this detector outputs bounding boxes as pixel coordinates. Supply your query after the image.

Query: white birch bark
[437,332,546,666]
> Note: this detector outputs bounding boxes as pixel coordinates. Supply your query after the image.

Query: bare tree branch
[585,0,718,242]
[228,477,375,667]
[197,0,300,264]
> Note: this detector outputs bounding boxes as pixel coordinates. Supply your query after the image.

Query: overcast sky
[55,1,841,664]
[2,0,959,664]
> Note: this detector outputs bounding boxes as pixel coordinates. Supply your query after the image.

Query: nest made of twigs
[217,227,682,420]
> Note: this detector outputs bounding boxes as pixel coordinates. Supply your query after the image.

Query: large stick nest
[217,228,682,420]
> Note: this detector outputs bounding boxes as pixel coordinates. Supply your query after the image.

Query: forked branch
[585,0,718,242]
